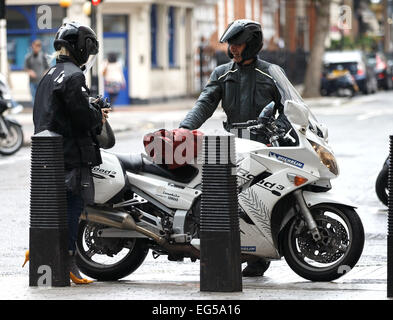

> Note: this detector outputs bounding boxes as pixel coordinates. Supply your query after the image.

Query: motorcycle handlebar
[228,120,258,129]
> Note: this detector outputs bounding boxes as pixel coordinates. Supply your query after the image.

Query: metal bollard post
[29,130,69,287]
[388,135,393,297]
[200,132,242,292]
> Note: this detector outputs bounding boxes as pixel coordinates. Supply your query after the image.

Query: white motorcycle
[76,68,364,282]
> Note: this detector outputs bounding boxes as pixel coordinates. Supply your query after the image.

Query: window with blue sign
[6,5,63,70]
[150,4,158,68]
[168,6,176,67]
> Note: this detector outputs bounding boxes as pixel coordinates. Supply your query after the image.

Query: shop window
[6,5,63,70]
[103,15,127,33]
[150,4,158,68]
[6,7,31,29]
[7,35,30,69]
[168,6,176,67]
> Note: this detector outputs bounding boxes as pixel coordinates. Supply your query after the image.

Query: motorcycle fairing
[237,153,319,258]
[93,151,126,204]
[126,171,201,211]
[302,191,357,209]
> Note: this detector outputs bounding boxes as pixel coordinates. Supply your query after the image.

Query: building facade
[207,0,318,53]
[4,0,215,105]
[193,0,318,87]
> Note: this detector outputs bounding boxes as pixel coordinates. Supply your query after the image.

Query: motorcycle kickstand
[293,189,321,241]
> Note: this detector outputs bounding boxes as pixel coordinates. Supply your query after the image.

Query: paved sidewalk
[0,253,388,300]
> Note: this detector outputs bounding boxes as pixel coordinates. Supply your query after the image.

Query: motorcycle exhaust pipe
[80,207,200,258]
[81,206,165,245]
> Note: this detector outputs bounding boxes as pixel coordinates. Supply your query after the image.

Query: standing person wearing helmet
[179,20,291,277]
[32,22,110,284]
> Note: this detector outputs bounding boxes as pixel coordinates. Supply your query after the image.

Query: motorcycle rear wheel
[375,166,388,206]
[76,220,149,281]
[282,204,364,282]
[0,121,23,155]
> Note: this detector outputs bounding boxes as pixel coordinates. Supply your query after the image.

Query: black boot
[242,258,270,277]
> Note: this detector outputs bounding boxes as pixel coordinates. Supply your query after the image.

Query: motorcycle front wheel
[375,166,388,206]
[76,220,149,281]
[0,121,23,155]
[282,204,364,282]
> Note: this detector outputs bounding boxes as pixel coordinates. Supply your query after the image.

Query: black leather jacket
[180,58,283,130]
[33,55,103,169]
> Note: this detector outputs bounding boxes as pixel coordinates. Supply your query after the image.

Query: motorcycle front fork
[293,189,322,241]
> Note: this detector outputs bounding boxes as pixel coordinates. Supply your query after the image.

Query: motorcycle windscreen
[268,64,326,139]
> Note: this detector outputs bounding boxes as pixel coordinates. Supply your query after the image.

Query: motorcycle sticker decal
[268,151,304,168]
[255,180,284,196]
[92,167,117,178]
[241,246,256,252]
[162,191,180,202]
[92,173,106,180]
[239,188,272,242]
[237,168,283,196]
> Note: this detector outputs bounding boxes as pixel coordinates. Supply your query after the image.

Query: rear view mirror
[258,101,275,124]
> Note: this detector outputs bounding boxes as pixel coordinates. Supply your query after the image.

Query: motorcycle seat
[115,153,199,184]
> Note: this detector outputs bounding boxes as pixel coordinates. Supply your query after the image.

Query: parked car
[322,51,378,95]
[367,52,393,90]
[320,64,359,97]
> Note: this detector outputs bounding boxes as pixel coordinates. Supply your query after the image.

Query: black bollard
[388,135,393,297]
[29,130,69,287]
[200,132,242,292]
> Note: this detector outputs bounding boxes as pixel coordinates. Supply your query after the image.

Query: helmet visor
[82,54,97,75]
[220,19,256,43]
[227,31,250,45]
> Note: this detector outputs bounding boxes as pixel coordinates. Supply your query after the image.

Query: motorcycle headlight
[308,140,339,175]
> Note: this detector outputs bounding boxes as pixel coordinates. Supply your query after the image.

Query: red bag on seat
[143,128,203,169]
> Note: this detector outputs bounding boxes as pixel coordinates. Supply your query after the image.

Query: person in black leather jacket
[180,20,284,133]
[180,19,287,277]
[33,22,110,283]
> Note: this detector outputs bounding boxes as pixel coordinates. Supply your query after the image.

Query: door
[103,14,129,106]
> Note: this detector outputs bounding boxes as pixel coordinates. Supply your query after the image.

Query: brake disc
[295,215,349,263]
[84,223,123,257]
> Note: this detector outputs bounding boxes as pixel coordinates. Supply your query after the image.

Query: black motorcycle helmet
[220,19,263,63]
[54,21,99,66]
